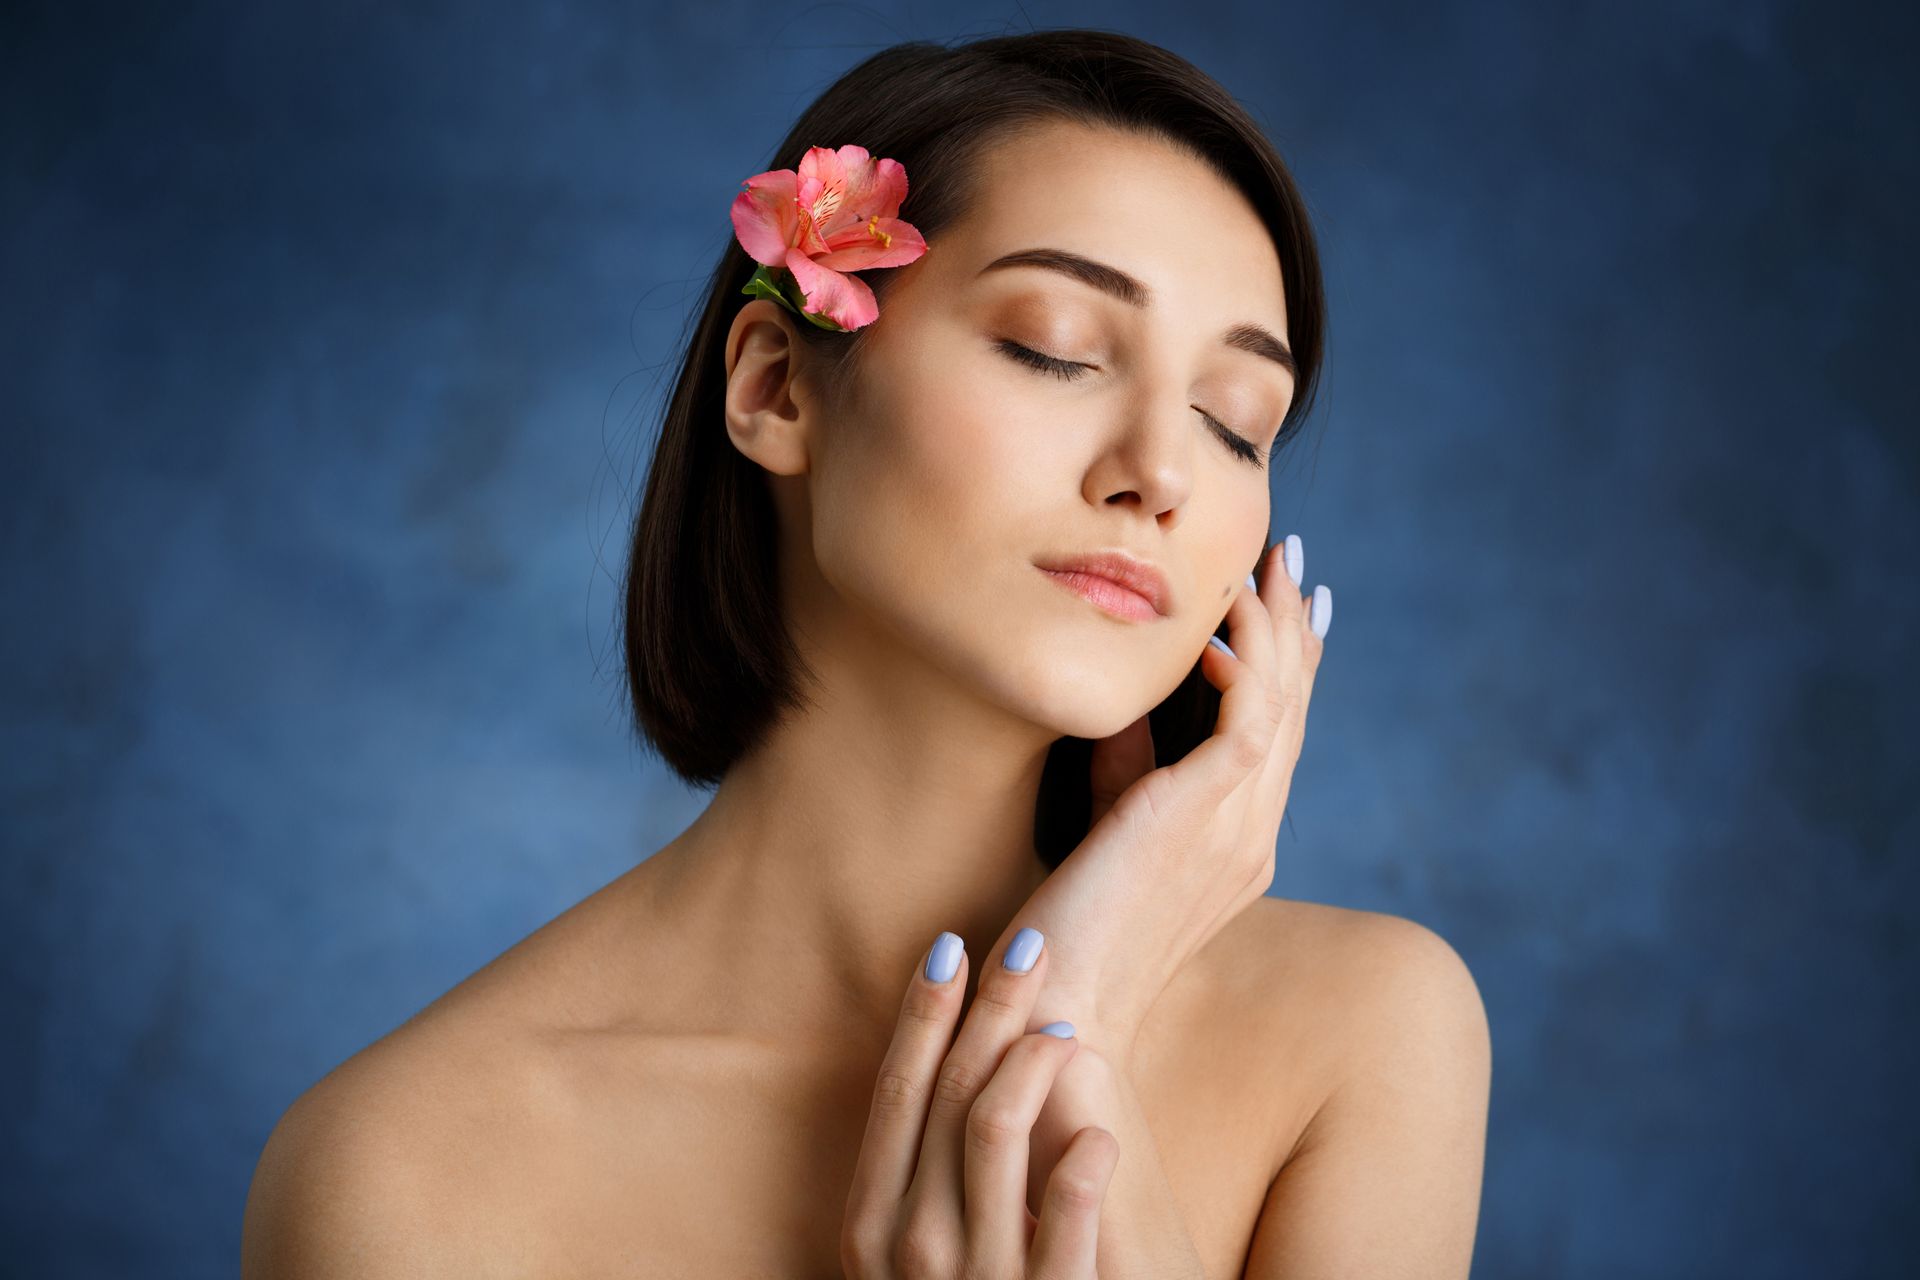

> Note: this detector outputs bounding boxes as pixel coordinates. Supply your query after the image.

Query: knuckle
[895,1221,957,1276]
[1231,720,1271,771]
[965,1100,1024,1153]
[1262,670,1286,714]
[1262,678,1288,726]
[1278,679,1303,721]
[1048,1171,1106,1217]
[932,1058,989,1111]
[839,1222,886,1278]
[871,1065,923,1114]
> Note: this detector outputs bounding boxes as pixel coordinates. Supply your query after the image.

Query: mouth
[1033,550,1172,622]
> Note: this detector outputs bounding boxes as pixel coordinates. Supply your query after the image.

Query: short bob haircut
[622,29,1327,871]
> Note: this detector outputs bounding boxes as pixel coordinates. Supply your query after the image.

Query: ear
[722,298,818,477]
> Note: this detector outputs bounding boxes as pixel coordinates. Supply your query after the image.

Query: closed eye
[995,337,1091,382]
[993,339,1266,469]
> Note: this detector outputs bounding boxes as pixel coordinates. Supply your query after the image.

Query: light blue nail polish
[1039,1021,1076,1038]
[1003,927,1043,973]
[925,931,962,984]
[1208,634,1236,658]
[1309,585,1332,639]
[1245,571,1258,591]
[1284,534,1304,588]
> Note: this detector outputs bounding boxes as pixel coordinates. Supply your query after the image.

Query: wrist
[1026,993,1143,1073]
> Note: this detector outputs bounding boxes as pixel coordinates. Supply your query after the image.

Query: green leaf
[739,263,850,332]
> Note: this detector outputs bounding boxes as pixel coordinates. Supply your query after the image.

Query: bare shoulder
[1194,896,1490,1138]
[238,888,624,1279]
[1250,895,1485,1006]
[240,1002,538,1278]
[1229,899,1493,1277]
[1201,894,1485,1023]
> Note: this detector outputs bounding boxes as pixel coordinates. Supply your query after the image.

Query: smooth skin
[997,534,1326,1278]
[1016,536,1324,1064]
[242,118,1488,1278]
[842,928,1116,1278]
[846,533,1338,1279]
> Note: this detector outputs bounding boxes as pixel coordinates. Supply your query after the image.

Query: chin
[992,631,1172,742]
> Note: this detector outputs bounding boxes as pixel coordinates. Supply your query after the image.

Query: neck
[641,637,1061,1048]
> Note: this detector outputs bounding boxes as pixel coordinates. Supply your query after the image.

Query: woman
[242,30,1490,1278]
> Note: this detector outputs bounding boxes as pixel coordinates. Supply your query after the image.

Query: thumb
[1087,713,1155,829]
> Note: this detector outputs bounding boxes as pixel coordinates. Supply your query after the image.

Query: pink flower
[730,144,928,331]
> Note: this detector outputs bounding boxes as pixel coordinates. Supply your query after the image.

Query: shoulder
[241,1041,458,1276]
[1232,895,1487,1039]
[240,989,558,1277]
[1231,900,1492,1276]
[1212,896,1491,1127]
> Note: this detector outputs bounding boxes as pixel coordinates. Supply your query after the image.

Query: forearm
[1034,1033,1206,1280]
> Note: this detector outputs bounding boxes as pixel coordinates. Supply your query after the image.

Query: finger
[909,926,1051,1222]
[1220,554,1281,695]
[843,931,969,1233]
[1088,713,1154,829]
[1249,539,1306,792]
[1303,581,1332,662]
[1253,539,1305,723]
[1292,580,1330,737]
[1253,535,1305,651]
[1167,588,1285,810]
[1028,1124,1120,1278]
[1299,580,1329,690]
[962,1025,1081,1269]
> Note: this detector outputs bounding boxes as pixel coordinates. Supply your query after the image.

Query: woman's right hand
[840,926,1121,1278]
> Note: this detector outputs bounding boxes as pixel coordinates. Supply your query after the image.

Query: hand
[840,926,1122,1278]
[1009,536,1329,1058]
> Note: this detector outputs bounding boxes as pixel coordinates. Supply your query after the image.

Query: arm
[1243,918,1493,1280]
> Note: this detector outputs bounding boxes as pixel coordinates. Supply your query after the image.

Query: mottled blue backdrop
[4,2,1914,1276]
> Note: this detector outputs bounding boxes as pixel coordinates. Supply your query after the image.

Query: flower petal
[731,169,800,266]
[814,216,928,271]
[786,249,878,331]
[853,157,910,220]
[824,152,907,228]
[798,145,911,239]
[797,144,865,200]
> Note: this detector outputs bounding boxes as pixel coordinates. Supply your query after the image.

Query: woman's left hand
[1007,536,1329,1062]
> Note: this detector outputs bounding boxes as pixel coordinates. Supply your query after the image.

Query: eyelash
[993,339,1265,469]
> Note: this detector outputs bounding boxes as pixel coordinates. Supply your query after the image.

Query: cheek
[805,363,1082,675]
[807,372,1005,601]
[828,349,1051,543]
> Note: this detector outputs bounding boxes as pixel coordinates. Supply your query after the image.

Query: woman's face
[740,121,1295,741]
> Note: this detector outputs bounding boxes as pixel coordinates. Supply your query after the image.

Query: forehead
[937,121,1289,336]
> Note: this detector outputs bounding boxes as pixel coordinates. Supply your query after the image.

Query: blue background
[4,2,1914,1275]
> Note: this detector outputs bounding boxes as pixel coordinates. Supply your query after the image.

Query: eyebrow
[976,246,1296,379]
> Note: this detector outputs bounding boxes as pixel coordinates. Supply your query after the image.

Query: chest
[487,1031,1298,1278]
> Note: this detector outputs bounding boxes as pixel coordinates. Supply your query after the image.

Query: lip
[1033,549,1173,620]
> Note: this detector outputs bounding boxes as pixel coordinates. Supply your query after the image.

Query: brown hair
[620,30,1327,869]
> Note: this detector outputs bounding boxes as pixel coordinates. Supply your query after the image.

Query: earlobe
[722,300,813,477]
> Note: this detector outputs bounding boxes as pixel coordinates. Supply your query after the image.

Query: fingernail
[924,931,963,984]
[1039,1020,1076,1038]
[1245,571,1259,591]
[1308,584,1332,639]
[1003,927,1043,973]
[1207,634,1236,659]
[1284,534,1304,587]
